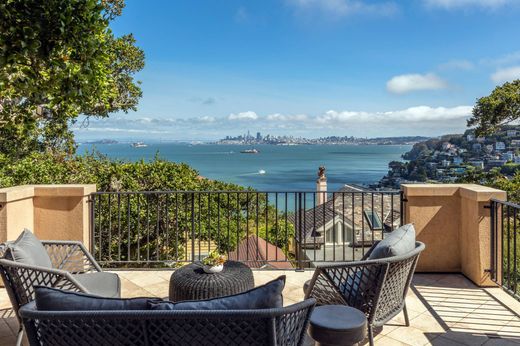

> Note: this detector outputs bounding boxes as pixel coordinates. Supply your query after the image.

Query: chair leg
[403,304,410,327]
[16,325,23,346]
[368,325,374,346]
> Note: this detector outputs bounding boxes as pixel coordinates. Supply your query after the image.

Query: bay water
[78,143,410,192]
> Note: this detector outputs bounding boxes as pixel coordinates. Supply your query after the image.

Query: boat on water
[131,142,148,148]
[258,169,266,175]
[240,148,259,154]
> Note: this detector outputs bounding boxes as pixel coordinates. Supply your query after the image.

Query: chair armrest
[305,260,389,316]
[42,241,102,273]
[0,259,89,310]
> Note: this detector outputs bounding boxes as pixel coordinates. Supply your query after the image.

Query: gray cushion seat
[71,272,121,298]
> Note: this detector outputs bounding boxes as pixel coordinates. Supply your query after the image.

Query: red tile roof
[228,235,293,269]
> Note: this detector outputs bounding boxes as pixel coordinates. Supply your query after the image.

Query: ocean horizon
[78,143,411,192]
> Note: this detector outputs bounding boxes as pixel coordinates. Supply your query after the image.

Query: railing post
[296,192,305,272]
[191,192,196,263]
[489,201,496,282]
[400,190,405,226]
[89,193,95,257]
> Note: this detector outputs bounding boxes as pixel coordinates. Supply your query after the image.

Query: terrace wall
[0,183,508,288]
[0,185,95,247]
[402,184,506,286]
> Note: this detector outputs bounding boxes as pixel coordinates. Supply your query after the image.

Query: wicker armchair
[0,240,117,346]
[304,241,425,346]
[19,298,316,346]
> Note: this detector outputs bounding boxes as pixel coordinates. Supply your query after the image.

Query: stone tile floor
[1,272,520,345]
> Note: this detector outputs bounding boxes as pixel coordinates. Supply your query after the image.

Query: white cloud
[438,60,474,71]
[316,106,472,125]
[228,111,258,121]
[193,116,216,123]
[491,66,520,84]
[75,105,473,139]
[386,73,448,94]
[424,0,512,9]
[286,0,398,17]
[482,51,520,67]
[266,113,308,122]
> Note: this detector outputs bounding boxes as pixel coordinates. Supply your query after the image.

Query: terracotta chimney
[316,166,327,205]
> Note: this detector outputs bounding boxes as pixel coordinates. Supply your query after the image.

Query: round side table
[169,260,254,301]
[309,305,367,346]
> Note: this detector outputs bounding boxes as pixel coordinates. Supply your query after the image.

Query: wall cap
[0,184,97,203]
[401,183,506,201]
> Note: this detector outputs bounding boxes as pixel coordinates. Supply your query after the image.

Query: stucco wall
[402,184,506,286]
[0,185,96,247]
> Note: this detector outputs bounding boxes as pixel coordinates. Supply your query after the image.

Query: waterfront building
[468,160,485,169]
[503,151,514,161]
[472,143,482,151]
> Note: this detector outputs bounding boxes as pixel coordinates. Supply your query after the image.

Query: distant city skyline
[74,0,520,141]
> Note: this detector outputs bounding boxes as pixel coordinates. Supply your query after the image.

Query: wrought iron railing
[490,199,520,299]
[89,190,403,269]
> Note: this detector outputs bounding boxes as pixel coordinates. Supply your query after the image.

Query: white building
[507,130,517,137]
[468,160,484,169]
[467,134,475,141]
[453,157,463,165]
[472,143,482,151]
[495,142,506,151]
[503,151,514,161]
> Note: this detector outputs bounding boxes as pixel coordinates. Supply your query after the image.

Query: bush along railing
[491,199,520,298]
[89,190,403,269]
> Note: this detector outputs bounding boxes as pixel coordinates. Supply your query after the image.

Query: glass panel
[364,210,383,230]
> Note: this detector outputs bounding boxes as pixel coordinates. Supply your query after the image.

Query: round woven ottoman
[309,305,367,346]
[169,261,254,301]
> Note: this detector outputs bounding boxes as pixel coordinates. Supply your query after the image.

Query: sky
[74,0,520,141]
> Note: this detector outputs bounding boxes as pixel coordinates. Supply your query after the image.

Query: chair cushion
[150,275,285,310]
[5,229,52,268]
[71,272,121,298]
[34,286,160,311]
[369,223,416,260]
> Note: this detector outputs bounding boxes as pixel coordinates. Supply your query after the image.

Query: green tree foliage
[468,80,520,137]
[0,0,144,158]
[0,152,295,267]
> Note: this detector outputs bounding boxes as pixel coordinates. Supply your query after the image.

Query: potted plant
[201,250,227,273]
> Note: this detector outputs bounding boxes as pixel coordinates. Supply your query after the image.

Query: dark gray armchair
[304,241,425,346]
[0,233,119,346]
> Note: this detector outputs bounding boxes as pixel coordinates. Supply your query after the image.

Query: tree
[468,80,520,136]
[0,0,144,159]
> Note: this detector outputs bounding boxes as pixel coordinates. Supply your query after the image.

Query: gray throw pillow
[35,286,161,311]
[369,224,416,260]
[150,275,286,310]
[6,229,53,268]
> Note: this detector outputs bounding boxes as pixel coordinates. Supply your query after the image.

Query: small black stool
[303,279,311,295]
[309,305,367,346]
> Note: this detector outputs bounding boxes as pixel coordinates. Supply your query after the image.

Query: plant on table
[202,250,227,273]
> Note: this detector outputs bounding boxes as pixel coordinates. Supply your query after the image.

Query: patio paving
[1,272,520,345]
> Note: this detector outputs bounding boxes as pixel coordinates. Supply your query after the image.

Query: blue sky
[75,0,520,141]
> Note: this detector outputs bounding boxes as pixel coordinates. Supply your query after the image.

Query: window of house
[364,210,383,230]
[325,223,343,244]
